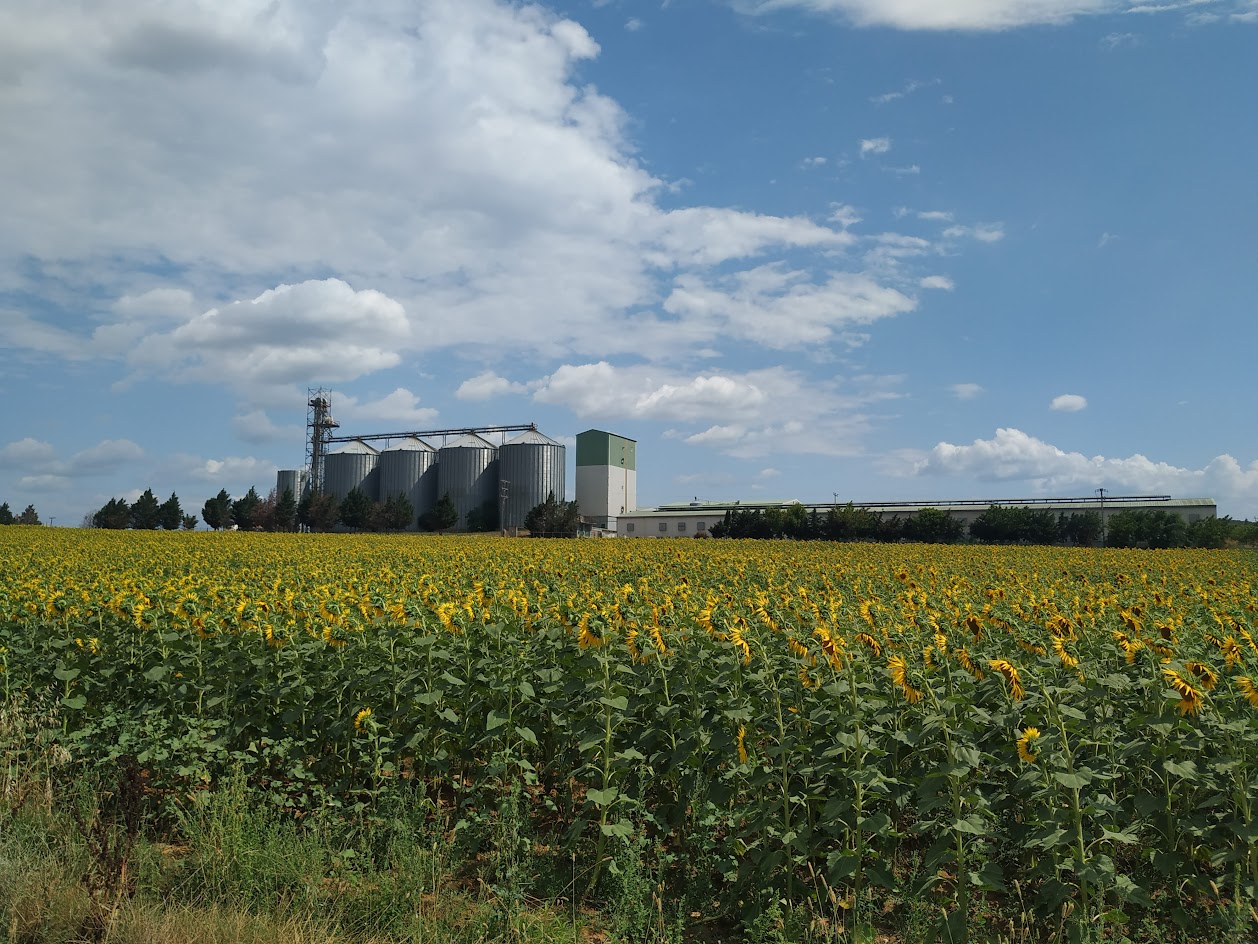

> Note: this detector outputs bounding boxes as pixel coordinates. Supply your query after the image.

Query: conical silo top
[383,436,435,452]
[332,439,379,455]
[504,429,561,447]
[444,433,496,450]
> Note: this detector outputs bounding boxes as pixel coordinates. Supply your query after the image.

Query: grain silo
[276,469,306,501]
[379,437,437,527]
[499,430,565,531]
[324,440,380,503]
[437,433,498,530]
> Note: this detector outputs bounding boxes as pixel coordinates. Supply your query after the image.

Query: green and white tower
[575,429,636,529]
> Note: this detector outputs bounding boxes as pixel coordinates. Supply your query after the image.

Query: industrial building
[574,429,637,530]
[277,389,567,531]
[615,496,1218,538]
[277,392,1218,539]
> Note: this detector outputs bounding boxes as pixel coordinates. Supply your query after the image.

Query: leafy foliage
[0,502,13,525]
[274,487,299,533]
[201,489,233,530]
[129,488,162,530]
[3,532,1257,942]
[465,498,500,533]
[420,493,459,534]
[969,504,1061,544]
[16,504,41,525]
[231,487,263,531]
[1106,508,1189,549]
[93,498,131,530]
[522,491,580,537]
[373,492,415,532]
[901,506,964,543]
[298,491,340,533]
[159,491,183,531]
[338,487,375,530]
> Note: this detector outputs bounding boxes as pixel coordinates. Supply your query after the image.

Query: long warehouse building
[615,497,1218,538]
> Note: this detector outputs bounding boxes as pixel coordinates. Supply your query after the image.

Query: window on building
[625,523,635,533]
[696,521,705,532]
[677,522,687,532]
[658,522,667,532]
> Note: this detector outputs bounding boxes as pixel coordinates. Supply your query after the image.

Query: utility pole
[1096,487,1107,547]
[499,479,510,537]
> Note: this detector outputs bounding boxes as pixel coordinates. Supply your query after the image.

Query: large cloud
[0,437,145,490]
[0,0,923,389]
[894,427,1258,515]
[127,279,410,387]
[526,361,903,457]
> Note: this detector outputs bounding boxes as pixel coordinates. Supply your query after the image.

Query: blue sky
[2,0,1256,525]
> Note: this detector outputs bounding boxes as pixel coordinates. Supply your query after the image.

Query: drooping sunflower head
[1235,676,1258,709]
[1016,726,1041,763]
[1051,634,1079,669]
[887,654,924,704]
[855,632,882,657]
[987,659,1026,701]
[1162,668,1204,717]
[1184,661,1218,691]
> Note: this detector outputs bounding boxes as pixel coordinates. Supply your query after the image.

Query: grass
[3,693,1250,944]
[0,719,593,944]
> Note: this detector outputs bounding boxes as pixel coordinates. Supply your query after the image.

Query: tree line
[709,502,1251,549]
[80,485,580,536]
[0,502,42,525]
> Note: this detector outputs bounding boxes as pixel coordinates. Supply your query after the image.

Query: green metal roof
[576,429,636,470]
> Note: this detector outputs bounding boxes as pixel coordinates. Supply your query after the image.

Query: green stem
[586,649,615,895]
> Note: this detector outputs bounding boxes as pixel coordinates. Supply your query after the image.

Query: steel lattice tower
[305,388,339,494]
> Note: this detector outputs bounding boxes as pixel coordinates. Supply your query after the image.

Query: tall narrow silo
[437,433,498,531]
[379,437,437,528]
[276,469,306,500]
[324,440,380,503]
[499,430,566,531]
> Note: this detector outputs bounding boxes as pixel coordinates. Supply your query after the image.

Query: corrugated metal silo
[324,440,380,503]
[437,433,498,530]
[500,430,566,530]
[276,469,306,500]
[379,437,437,527]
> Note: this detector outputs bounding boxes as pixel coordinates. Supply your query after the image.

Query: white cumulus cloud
[456,371,533,401]
[735,1,1193,32]
[891,427,1258,516]
[860,137,892,156]
[1050,394,1088,412]
[336,388,438,427]
[530,361,901,458]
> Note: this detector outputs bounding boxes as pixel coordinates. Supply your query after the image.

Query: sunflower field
[2,527,1256,940]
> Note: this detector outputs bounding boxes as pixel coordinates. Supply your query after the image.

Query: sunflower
[888,654,924,704]
[1016,726,1041,763]
[1184,661,1218,691]
[1235,677,1258,709]
[988,659,1026,701]
[855,632,882,657]
[1051,635,1079,670]
[1162,669,1204,717]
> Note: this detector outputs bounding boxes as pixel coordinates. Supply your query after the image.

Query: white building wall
[576,465,637,519]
